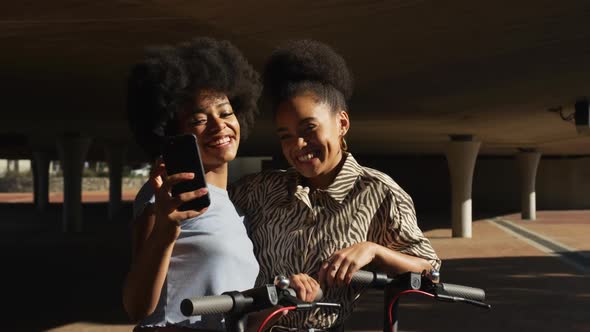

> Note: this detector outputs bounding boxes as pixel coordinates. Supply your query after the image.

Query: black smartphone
[161,134,211,211]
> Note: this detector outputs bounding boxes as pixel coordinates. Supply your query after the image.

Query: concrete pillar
[516,150,541,220]
[56,134,92,232]
[31,150,50,212]
[445,135,481,238]
[29,136,55,212]
[105,143,126,220]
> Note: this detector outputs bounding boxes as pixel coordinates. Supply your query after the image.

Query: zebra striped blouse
[229,153,441,329]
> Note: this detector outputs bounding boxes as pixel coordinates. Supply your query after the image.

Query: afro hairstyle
[263,39,353,113]
[127,37,261,159]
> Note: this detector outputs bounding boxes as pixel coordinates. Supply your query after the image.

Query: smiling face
[275,92,350,188]
[176,90,240,171]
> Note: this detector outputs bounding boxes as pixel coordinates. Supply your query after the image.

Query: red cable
[388,290,435,332]
[257,306,297,332]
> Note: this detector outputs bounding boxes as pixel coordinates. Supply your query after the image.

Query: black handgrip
[181,295,234,316]
[350,270,393,288]
[350,270,376,285]
[437,283,486,302]
[182,285,323,317]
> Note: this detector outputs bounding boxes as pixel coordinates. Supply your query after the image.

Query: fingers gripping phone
[161,134,211,211]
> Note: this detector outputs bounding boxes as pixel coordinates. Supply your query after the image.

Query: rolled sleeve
[386,190,442,271]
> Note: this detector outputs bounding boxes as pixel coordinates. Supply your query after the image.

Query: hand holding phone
[161,134,211,212]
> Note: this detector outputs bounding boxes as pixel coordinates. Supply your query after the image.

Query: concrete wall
[537,157,590,209]
[472,158,520,213]
[228,156,272,184]
[356,155,590,213]
[472,156,590,211]
[359,156,451,212]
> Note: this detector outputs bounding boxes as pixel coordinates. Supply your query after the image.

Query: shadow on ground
[346,255,589,332]
[1,204,588,331]
[415,209,520,232]
[1,202,133,331]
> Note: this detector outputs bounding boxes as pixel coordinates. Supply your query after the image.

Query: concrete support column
[445,135,481,238]
[516,150,541,220]
[105,143,126,220]
[31,150,50,212]
[56,134,92,232]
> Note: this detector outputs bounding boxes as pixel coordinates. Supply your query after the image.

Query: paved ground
[347,215,589,332]
[0,194,587,332]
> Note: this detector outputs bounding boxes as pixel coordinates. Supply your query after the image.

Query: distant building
[0,159,31,176]
[0,159,61,177]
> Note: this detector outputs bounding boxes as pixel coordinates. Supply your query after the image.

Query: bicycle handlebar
[181,286,323,317]
[181,270,487,317]
[348,270,487,303]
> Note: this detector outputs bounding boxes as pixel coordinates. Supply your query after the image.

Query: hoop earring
[340,136,348,152]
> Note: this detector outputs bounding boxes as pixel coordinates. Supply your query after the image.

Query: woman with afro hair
[230,40,441,331]
[123,37,261,331]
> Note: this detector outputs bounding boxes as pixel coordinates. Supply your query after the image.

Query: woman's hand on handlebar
[289,273,321,302]
[319,242,377,288]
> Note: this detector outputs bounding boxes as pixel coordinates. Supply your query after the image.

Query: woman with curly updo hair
[230,40,440,331]
[123,37,261,331]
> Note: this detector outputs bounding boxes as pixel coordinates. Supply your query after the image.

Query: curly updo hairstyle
[127,37,262,159]
[263,39,353,114]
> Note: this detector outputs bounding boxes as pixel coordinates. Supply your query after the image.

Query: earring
[340,136,348,152]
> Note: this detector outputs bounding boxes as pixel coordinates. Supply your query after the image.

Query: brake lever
[277,291,306,307]
[435,294,492,309]
[277,291,341,311]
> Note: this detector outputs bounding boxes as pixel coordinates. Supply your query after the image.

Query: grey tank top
[133,183,259,330]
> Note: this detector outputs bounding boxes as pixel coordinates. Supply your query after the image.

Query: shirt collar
[290,153,363,204]
[324,153,363,203]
